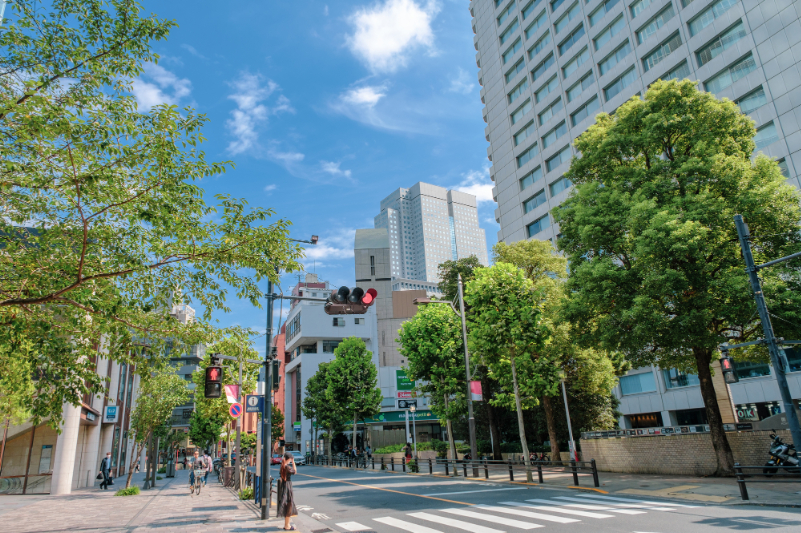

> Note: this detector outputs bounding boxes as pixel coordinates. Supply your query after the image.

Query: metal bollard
[429,458,433,475]
[570,460,579,485]
[391,457,395,471]
[508,459,514,481]
[403,457,407,473]
[734,463,749,501]
[537,462,543,484]
[372,457,375,470]
[381,456,384,470]
[591,459,599,488]
[484,460,489,479]
[444,460,449,477]
[463,461,468,478]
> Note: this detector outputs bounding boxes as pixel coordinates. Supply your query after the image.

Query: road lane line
[422,488,529,496]
[531,498,646,514]
[337,522,371,531]
[566,495,675,511]
[577,494,699,508]
[408,512,506,533]
[440,508,543,529]
[499,501,613,519]
[475,504,580,523]
[296,473,473,506]
[374,517,444,533]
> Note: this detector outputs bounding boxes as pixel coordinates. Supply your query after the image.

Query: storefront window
[627,412,663,428]
[736,401,782,421]
[675,408,707,425]
[734,359,771,379]
[663,369,700,389]
[619,372,657,395]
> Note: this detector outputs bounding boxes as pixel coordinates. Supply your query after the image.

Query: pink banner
[470,380,483,401]
[224,384,239,403]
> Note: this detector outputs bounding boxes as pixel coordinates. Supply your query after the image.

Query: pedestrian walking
[365,445,372,460]
[277,452,299,530]
[98,452,112,490]
[404,443,412,461]
[203,450,212,485]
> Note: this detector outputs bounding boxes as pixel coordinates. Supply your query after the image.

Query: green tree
[553,79,801,475]
[0,0,302,427]
[305,362,347,458]
[437,256,483,304]
[398,303,465,460]
[188,409,224,455]
[466,263,553,482]
[271,404,285,442]
[326,337,382,452]
[126,367,188,488]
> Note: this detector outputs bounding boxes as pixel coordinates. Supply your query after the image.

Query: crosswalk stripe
[500,501,613,519]
[337,522,371,531]
[576,494,699,508]
[476,504,579,524]
[526,499,646,515]
[374,517,445,533]
[408,512,506,533]
[440,508,543,529]
[566,495,675,511]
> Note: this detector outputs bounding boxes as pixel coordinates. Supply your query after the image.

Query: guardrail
[733,462,801,500]
[310,455,599,487]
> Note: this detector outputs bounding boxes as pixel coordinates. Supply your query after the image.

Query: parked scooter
[764,432,799,475]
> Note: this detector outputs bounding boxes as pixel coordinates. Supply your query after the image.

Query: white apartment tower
[472,0,801,244]
[374,182,489,283]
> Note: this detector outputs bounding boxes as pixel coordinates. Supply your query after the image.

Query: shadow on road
[694,516,801,530]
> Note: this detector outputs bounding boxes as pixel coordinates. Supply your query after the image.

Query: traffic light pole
[261,277,274,520]
[734,214,801,449]
[457,274,478,477]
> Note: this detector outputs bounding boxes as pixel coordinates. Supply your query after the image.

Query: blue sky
[136,0,497,345]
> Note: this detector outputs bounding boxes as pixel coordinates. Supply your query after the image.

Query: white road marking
[567,495,675,511]
[500,501,613,519]
[337,522,371,531]
[408,512,506,533]
[312,513,330,521]
[578,494,699,508]
[476,504,580,523]
[422,488,529,496]
[526,498,646,515]
[440,508,543,529]
[374,517,444,533]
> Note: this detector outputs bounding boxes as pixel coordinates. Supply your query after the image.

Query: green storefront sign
[364,410,436,424]
[396,370,415,391]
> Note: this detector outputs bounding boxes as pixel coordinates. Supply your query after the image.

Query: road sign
[245,394,264,413]
[229,402,243,418]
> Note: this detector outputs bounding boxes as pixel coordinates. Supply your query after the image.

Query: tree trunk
[327,424,333,461]
[509,352,533,482]
[541,395,562,463]
[126,437,147,489]
[481,373,502,460]
[694,346,735,475]
[443,393,457,462]
[352,415,358,455]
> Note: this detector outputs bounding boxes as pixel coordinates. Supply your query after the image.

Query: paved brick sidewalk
[0,469,292,532]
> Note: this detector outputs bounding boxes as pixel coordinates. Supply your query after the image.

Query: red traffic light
[324,287,378,315]
[721,358,733,372]
[205,365,223,398]
[363,288,377,305]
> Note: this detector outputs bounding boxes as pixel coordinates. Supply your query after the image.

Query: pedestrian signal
[720,354,739,384]
[205,364,223,398]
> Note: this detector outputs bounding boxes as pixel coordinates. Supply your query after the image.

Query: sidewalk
[0,469,292,532]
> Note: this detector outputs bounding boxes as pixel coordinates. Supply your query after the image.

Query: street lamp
[557,369,578,463]
[413,273,478,474]
[409,405,418,460]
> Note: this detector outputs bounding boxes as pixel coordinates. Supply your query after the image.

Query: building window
[354,318,365,325]
[514,120,537,146]
[287,313,301,341]
[662,60,691,81]
[300,344,317,354]
[551,0,568,12]
[498,2,515,26]
[527,214,551,236]
[628,412,663,428]
[117,364,127,403]
[511,98,533,124]
[688,0,738,37]
[696,22,746,67]
[567,71,594,102]
[604,67,637,100]
[629,0,655,19]
[598,40,631,76]
[777,159,790,178]
[503,38,523,64]
[619,372,657,395]
[535,75,559,103]
[558,24,585,56]
[508,77,530,104]
[546,145,571,172]
[322,340,341,353]
[542,120,567,149]
[676,408,707,426]
[736,86,767,114]
[549,175,572,196]
[523,189,547,213]
[571,95,600,126]
[589,0,621,26]
[525,7,548,39]
[499,17,520,45]
[532,52,555,81]
[517,142,541,168]
[734,360,771,380]
[529,31,552,60]
[554,2,580,34]
[636,4,675,44]
[522,0,544,20]
[705,53,757,93]
[520,166,544,190]
[643,32,682,72]
[562,47,589,78]
[663,368,700,389]
[333,317,346,327]
[539,97,563,125]
[754,122,778,150]
[594,15,625,51]
[506,58,527,83]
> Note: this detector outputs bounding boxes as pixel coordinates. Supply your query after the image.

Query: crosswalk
[336,494,698,533]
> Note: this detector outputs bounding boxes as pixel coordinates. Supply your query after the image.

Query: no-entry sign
[229,402,243,418]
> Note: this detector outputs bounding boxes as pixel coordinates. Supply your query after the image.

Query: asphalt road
[290,465,801,533]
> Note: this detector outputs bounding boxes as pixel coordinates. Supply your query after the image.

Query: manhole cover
[312,529,332,533]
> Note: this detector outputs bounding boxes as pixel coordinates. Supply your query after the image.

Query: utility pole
[260,276,274,520]
[734,214,801,449]
[457,274,478,476]
[234,357,243,490]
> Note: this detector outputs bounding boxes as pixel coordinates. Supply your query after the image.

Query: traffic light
[271,359,281,391]
[720,353,739,384]
[204,357,223,398]
[324,286,377,315]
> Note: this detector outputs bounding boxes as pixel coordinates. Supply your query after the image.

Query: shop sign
[737,406,758,421]
[293,421,302,431]
[397,390,417,399]
[103,405,119,424]
[396,370,415,391]
[364,410,436,424]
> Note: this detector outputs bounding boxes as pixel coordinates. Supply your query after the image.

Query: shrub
[240,487,254,500]
[115,486,140,496]
[157,467,166,474]
[431,439,448,458]
[156,476,163,480]
[407,459,419,473]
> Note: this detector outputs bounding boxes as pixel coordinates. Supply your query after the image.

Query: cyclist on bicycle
[189,450,208,491]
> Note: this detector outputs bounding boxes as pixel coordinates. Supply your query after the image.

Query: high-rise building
[374,182,489,283]
[472,0,801,244]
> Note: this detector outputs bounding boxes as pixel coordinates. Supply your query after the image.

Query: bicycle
[192,469,204,495]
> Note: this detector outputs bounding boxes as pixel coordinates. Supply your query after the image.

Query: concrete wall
[581,430,792,476]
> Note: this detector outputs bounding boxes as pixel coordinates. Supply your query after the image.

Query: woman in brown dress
[277,452,298,530]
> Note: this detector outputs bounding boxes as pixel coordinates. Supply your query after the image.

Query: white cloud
[303,229,356,261]
[454,165,494,204]
[449,68,474,95]
[346,0,440,73]
[181,44,207,60]
[226,72,294,155]
[131,63,192,111]
[321,161,353,179]
[264,184,277,193]
[343,86,386,107]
